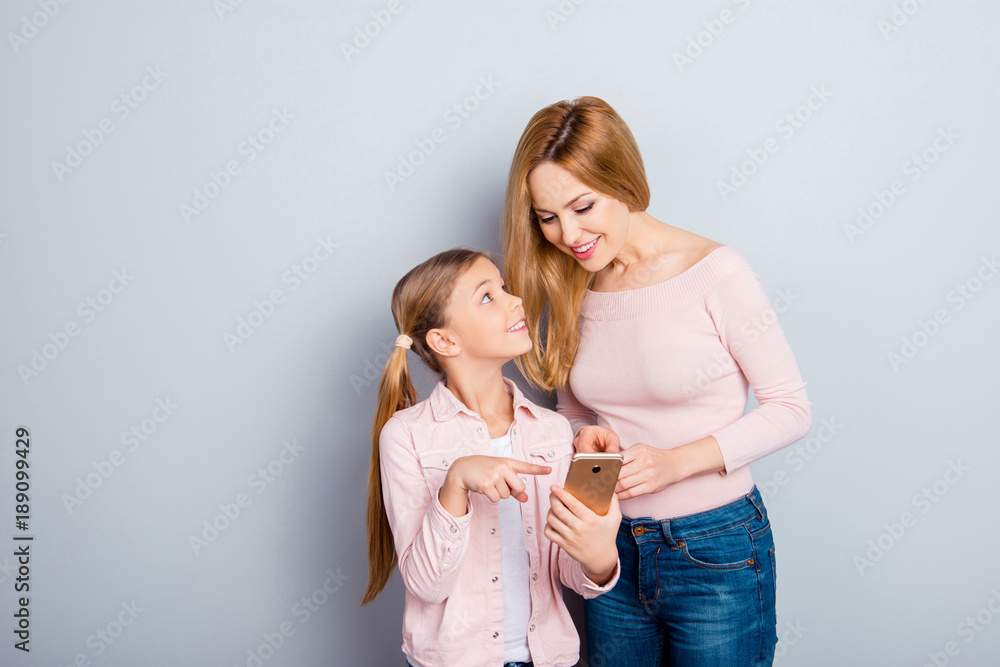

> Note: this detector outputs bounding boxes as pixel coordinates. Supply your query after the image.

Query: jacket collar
[429,377,545,422]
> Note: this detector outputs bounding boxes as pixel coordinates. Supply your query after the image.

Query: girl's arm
[379,416,473,605]
[545,420,621,597]
[547,487,620,591]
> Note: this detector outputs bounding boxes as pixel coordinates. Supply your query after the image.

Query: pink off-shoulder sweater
[557,245,812,519]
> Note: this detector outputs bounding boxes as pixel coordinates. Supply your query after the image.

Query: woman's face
[439,256,531,363]
[527,161,631,271]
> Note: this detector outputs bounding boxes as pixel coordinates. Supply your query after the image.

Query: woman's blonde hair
[501,96,650,391]
[362,247,490,606]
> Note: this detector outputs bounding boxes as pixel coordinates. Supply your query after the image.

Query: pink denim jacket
[379,377,619,667]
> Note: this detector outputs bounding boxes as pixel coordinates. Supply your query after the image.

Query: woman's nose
[560,216,581,244]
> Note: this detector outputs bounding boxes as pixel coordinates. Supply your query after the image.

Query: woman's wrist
[673,436,725,481]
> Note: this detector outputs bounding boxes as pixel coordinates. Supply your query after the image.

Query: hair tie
[395,334,413,350]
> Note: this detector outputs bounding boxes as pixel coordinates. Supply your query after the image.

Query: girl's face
[438,256,531,363]
[527,161,631,272]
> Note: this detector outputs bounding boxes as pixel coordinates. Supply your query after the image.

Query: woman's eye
[538,214,555,224]
[481,293,493,304]
[576,203,594,214]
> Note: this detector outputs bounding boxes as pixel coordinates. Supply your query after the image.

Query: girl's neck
[444,368,515,438]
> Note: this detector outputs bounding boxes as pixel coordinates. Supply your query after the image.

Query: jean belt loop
[748,486,766,522]
[659,518,675,548]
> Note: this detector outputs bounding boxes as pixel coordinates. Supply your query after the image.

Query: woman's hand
[616,437,725,499]
[439,455,551,517]
[615,444,679,499]
[544,485,621,585]
[573,425,621,454]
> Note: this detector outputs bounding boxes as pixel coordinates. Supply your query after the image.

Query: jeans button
[633,526,645,536]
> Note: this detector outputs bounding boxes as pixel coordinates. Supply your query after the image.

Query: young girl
[363,248,621,667]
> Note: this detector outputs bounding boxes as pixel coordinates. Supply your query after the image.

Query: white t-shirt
[490,428,532,663]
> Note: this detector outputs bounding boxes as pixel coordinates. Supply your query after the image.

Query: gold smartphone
[563,453,624,516]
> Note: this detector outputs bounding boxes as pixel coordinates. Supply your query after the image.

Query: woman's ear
[426,328,460,358]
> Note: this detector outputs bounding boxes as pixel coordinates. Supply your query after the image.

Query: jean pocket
[679,524,757,570]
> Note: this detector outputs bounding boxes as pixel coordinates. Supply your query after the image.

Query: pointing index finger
[509,459,552,476]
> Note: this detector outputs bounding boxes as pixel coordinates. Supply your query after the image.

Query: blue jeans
[584,486,777,666]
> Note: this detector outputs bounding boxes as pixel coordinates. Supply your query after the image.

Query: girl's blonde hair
[362,247,490,606]
[501,96,650,392]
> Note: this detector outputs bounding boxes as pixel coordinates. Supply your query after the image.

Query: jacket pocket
[417,447,472,492]
[527,441,573,484]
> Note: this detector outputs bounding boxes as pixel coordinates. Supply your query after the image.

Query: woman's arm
[616,435,726,499]
[705,264,813,474]
[617,263,812,498]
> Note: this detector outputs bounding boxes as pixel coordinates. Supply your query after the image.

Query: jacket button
[492,632,499,639]
[490,528,496,535]
[526,527,533,534]
[529,624,535,632]
[633,526,645,536]
[532,573,538,581]
[442,460,448,466]
[547,451,555,458]
[449,526,457,534]
[491,576,498,583]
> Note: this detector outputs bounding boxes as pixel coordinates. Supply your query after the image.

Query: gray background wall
[1,1,998,665]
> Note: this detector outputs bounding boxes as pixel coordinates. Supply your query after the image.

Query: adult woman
[501,96,812,666]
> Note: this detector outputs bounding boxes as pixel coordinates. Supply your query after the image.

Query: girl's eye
[538,214,555,224]
[576,202,594,214]
[481,293,493,304]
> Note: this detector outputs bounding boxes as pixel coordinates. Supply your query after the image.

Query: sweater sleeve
[379,416,473,604]
[705,265,813,474]
[555,381,598,439]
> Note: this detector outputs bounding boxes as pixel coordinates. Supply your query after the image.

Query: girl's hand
[615,443,679,499]
[544,486,621,585]
[439,456,551,516]
[573,425,621,454]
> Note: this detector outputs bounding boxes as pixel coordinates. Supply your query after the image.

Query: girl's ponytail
[362,337,415,605]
